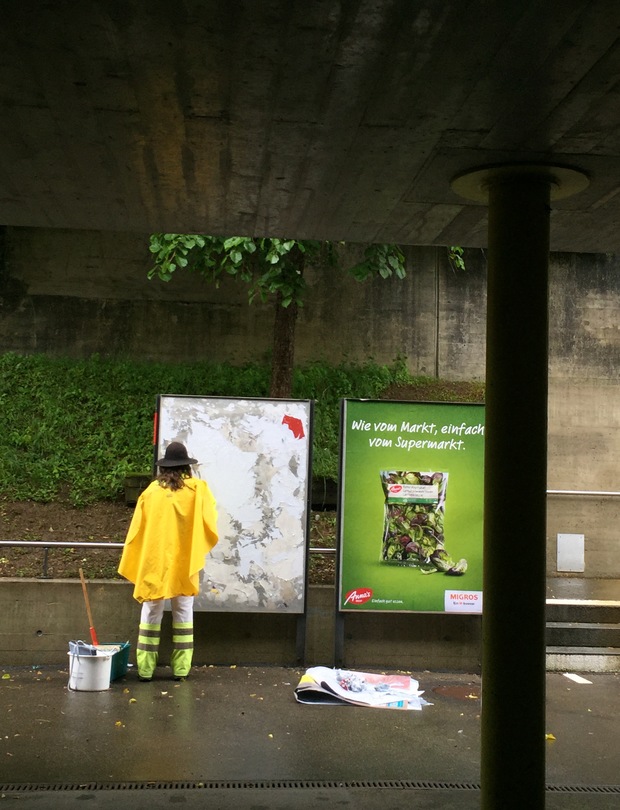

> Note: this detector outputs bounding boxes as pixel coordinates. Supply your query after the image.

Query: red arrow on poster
[282,414,305,439]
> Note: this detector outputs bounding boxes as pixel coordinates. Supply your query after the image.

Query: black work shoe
[138,675,152,682]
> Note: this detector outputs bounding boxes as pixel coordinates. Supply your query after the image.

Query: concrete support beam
[452,164,588,810]
[483,172,550,809]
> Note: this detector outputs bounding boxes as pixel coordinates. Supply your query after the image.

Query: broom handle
[79,567,99,645]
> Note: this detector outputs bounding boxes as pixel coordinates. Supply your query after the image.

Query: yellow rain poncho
[118,477,219,603]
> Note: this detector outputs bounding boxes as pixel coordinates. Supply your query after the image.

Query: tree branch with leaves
[148,235,462,396]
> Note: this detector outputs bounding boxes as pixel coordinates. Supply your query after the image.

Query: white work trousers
[139,595,194,625]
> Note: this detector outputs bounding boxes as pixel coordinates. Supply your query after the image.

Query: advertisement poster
[338,400,484,614]
[157,395,312,614]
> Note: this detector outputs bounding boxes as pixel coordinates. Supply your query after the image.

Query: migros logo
[449,592,479,601]
[344,588,373,605]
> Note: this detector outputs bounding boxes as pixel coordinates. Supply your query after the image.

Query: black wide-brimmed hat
[157,441,198,468]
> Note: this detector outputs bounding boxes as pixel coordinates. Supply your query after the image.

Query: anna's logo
[344,588,373,605]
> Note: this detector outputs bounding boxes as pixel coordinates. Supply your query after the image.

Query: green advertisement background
[338,400,485,613]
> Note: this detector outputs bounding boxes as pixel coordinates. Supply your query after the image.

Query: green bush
[0,353,483,505]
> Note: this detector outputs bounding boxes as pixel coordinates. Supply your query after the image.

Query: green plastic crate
[99,642,131,681]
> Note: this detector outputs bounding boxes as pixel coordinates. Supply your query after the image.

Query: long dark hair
[157,465,191,491]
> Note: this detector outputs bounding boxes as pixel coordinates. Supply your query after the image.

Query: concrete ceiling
[2,1,620,252]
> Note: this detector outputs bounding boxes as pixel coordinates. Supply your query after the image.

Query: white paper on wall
[158,395,312,613]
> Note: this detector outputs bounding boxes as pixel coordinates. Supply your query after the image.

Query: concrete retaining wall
[1,227,619,578]
[0,580,482,672]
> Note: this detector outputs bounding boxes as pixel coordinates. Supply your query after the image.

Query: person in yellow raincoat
[118,441,219,681]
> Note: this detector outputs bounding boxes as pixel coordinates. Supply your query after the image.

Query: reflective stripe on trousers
[137,596,194,678]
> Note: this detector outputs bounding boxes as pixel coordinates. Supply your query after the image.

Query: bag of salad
[380,470,466,575]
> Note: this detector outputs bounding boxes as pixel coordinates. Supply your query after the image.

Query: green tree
[148,235,408,397]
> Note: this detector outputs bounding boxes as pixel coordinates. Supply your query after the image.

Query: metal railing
[0,539,336,579]
[0,539,123,579]
[1,488,616,578]
[547,490,620,497]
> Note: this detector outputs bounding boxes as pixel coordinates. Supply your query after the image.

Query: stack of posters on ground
[294,667,430,710]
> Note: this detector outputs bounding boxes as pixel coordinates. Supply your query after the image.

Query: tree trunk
[269,292,298,398]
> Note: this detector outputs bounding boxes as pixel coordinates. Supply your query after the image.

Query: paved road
[1,664,619,808]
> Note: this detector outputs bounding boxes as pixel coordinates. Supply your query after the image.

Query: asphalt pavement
[1,662,619,809]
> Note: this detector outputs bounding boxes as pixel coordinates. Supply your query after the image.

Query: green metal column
[482,172,551,809]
